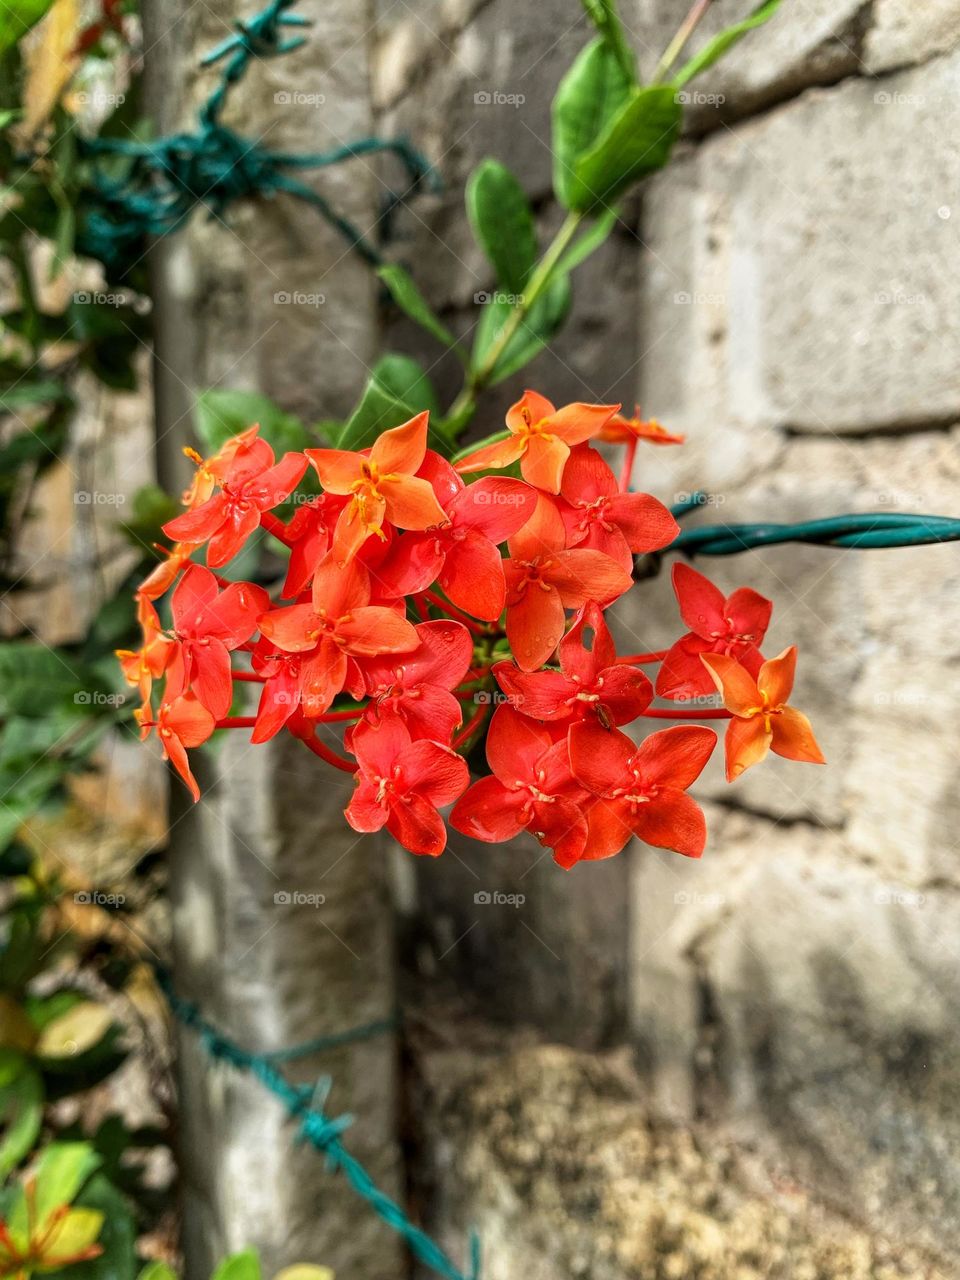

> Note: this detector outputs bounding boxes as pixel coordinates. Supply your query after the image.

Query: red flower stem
[216,717,258,729]
[639,707,731,720]
[260,511,294,545]
[452,703,488,748]
[617,650,668,664]
[423,590,487,635]
[318,709,364,723]
[619,436,638,492]
[297,730,359,773]
[232,671,267,683]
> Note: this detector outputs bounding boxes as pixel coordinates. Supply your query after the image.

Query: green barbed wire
[668,495,960,554]
[154,967,480,1280]
[72,0,437,275]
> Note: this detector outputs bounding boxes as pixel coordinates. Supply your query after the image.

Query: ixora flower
[494,600,652,725]
[600,406,686,447]
[259,557,418,717]
[702,646,825,781]
[305,412,448,562]
[656,562,772,700]
[163,431,307,567]
[345,717,469,856]
[568,721,717,859]
[455,390,618,493]
[450,705,591,868]
[503,493,631,671]
[128,391,822,862]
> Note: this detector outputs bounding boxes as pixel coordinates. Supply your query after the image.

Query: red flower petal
[450,776,527,843]
[485,704,555,784]
[440,530,506,621]
[631,788,707,858]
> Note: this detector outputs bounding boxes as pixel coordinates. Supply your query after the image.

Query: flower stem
[618,650,668,664]
[452,703,488,748]
[232,671,267,683]
[651,0,714,85]
[445,210,584,431]
[297,731,359,773]
[260,511,294,545]
[216,716,258,729]
[619,436,638,492]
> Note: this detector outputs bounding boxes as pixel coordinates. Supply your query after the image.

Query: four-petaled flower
[116,595,176,703]
[656,563,772,699]
[569,721,717,859]
[503,494,631,671]
[702,645,825,781]
[494,600,652,726]
[165,565,269,718]
[353,619,473,741]
[258,557,418,717]
[600,406,685,447]
[346,717,469,855]
[164,434,307,567]
[306,412,448,562]
[450,706,591,868]
[455,390,618,493]
[558,445,679,571]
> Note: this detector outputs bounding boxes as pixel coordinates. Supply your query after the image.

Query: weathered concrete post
[141,2,402,1274]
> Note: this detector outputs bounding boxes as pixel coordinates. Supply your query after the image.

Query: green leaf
[673,0,784,89]
[376,264,464,357]
[0,380,69,413]
[566,85,681,210]
[10,1142,102,1235]
[554,205,619,275]
[194,389,308,456]
[551,38,632,209]
[137,1264,177,1280]
[338,355,443,453]
[52,1173,137,1280]
[466,160,538,294]
[0,0,55,55]
[579,0,636,81]
[211,1250,262,1280]
[471,274,572,385]
[0,643,111,718]
[0,1050,43,1177]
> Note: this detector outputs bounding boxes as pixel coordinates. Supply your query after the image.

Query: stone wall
[371,0,960,1271]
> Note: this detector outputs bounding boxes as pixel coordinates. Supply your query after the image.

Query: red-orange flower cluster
[122,392,824,863]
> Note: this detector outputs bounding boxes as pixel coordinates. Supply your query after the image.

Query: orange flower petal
[505,390,555,434]
[771,706,825,766]
[370,410,430,475]
[724,715,771,781]
[381,475,449,529]
[701,653,761,716]
[454,435,526,476]
[547,401,619,445]
[519,434,570,493]
[506,581,565,671]
[305,448,363,494]
[758,645,797,708]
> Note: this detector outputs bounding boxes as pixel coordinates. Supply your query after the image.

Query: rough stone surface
[638,51,960,469]
[865,0,960,73]
[144,1,401,1274]
[411,1035,948,1279]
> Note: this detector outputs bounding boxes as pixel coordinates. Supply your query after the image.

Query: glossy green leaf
[673,0,784,89]
[566,85,681,210]
[551,38,632,209]
[377,264,464,357]
[136,1264,177,1280]
[579,0,636,81]
[466,159,538,294]
[471,274,571,385]
[338,354,443,453]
